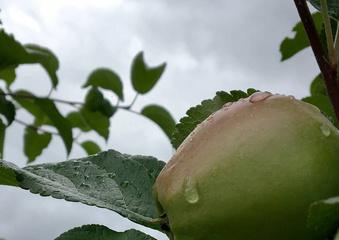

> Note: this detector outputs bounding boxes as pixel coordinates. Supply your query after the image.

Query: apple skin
[154,93,339,240]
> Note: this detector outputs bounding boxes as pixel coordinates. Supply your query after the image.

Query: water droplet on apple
[223,102,233,108]
[249,92,272,103]
[184,177,199,204]
[320,124,331,137]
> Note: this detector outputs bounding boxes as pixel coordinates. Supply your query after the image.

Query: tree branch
[293,0,339,122]
[14,119,59,135]
[3,92,84,106]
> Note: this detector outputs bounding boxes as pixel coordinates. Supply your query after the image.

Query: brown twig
[293,0,339,122]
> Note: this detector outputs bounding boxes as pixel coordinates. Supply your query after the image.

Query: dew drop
[108,173,116,178]
[80,183,91,189]
[121,181,129,187]
[249,92,272,103]
[184,177,199,204]
[320,124,331,137]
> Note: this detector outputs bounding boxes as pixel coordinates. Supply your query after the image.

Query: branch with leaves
[0,30,176,163]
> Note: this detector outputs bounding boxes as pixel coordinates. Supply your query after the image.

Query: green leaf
[310,74,327,96]
[171,89,258,149]
[302,95,336,124]
[0,30,27,69]
[307,196,339,239]
[56,225,156,240]
[24,127,52,163]
[280,13,323,61]
[0,30,59,88]
[131,52,166,94]
[308,0,339,20]
[24,44,59,88]
[0,67,16,87]
[81,141,101,155]
[35,99,73,154]
[83,68,124,101]
[141,104,176,140]
[13,90,49,126]
[80,108,110,140]
[0,161,18,187]
[84,87,104,111]
[0,90,15,125]
[0,119,5,159]
[0,149,166,229]
[66,111,91,132]
[84,87,116,118]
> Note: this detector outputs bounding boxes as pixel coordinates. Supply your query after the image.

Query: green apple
[154,92,339,240]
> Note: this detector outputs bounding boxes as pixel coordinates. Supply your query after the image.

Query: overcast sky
[0,1,319,239]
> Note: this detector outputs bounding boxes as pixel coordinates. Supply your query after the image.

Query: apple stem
[293,0,339,123]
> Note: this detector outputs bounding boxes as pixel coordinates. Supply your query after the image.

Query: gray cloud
[0,1,320,239]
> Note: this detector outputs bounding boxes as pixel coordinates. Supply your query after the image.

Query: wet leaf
[56,225,157,240]
[0,150,165,229]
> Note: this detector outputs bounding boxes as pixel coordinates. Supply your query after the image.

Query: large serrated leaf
[141,104,176,140]
[307,196,339,239]
[131,52,166,94]
[56,225,156,240]
[0,30,59,88]
[0,150,165,229]
[280,13,323,61]
[171,89,257,149]
[83,68,124,101]
[24,127,52,163]
[34,99,73,155]
[308,0,339,20]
